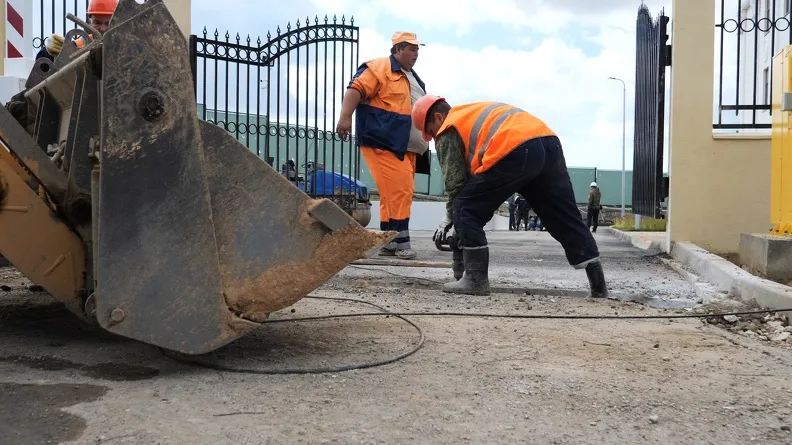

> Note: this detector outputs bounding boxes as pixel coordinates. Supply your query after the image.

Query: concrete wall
[162,0,191,38]
[667,0,772,254]
[366,201,511,231]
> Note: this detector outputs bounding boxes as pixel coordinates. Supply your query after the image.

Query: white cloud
[298,0,674,170]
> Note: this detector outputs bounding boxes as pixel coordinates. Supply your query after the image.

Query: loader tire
[351,203,371,227]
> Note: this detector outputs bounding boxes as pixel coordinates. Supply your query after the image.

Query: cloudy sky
[189,0,674,172]
[29,1,768,173]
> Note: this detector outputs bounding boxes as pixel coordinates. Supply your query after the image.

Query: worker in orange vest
[37,0,117,61]
[411,95,608,298]
[336,31,432,260]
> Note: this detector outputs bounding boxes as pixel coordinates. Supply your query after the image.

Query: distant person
[507,193,517,230]
[281,159,297,181]
[36,0,117,61]
[515,195,531,230]
[587,182,602,233]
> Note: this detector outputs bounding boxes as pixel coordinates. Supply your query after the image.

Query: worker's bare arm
[335,89,360,139]
[339,88,362,118]
[336,63,378,139]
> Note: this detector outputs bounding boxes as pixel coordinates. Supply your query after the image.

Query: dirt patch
[0,355,159,381]
[223,225,394,322]
[0,382,107,445]
[703,309,792,347]
[0,266,28,287]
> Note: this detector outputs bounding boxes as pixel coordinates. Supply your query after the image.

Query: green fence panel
[196,105,662,202]
[594,169,633,207]
[568,168,596,203]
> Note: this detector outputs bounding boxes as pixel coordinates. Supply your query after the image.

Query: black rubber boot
[451,249,464,280]
[443,247,491,296]
[585,261,608,298]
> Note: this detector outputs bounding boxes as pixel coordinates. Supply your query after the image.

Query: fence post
[188,34,197,100]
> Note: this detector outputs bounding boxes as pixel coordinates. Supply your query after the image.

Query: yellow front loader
[0,0,392,355]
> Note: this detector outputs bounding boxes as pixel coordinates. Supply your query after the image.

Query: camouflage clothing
[434,127,469,220]
[588,187,601,208]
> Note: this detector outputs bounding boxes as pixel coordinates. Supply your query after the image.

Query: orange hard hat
[87,0,118,15]
[412,94,445,142]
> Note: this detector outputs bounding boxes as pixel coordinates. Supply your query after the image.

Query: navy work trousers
[451,136,600,268]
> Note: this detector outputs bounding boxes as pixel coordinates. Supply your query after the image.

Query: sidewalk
[603,227,666,253]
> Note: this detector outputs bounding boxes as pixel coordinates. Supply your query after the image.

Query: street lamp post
[609,76,626,218]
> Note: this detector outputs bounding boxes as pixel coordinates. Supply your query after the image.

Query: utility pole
[609,76,626,218]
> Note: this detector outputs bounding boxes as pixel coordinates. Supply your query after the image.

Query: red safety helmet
[412,94,445,142]
[87,0,118,15]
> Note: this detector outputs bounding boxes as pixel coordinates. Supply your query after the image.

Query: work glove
[44,34,64,56]
[433,215,453,243]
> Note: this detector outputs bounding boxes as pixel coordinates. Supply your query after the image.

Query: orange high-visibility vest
[348,55,425,159]
[437,102,557,175]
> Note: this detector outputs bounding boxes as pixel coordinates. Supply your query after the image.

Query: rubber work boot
[585,261,608,298]
[443,247,491,296]
[451,249,464,280]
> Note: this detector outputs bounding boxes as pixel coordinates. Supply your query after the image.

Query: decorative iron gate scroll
[189,15,364,211]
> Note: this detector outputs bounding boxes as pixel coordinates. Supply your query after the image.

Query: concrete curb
[603,227,664,254]
[670,241,792,319]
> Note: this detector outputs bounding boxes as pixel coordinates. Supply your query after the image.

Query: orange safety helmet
[87,0,118,15]
[412,94,445,142]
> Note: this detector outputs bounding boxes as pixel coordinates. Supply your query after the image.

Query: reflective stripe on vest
[437,102,556,175]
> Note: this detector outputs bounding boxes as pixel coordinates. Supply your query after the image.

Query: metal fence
[25,2,655,208]
[632,5,670,219]
[715,0,792,130]
[32,0,90,51]
[188,16,364,210]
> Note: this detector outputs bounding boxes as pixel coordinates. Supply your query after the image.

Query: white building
[737,0,791,129]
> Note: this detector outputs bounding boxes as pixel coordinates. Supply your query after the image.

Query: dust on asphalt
[3,232,792,444]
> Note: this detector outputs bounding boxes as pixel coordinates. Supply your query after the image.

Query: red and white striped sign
[6,0,32,59]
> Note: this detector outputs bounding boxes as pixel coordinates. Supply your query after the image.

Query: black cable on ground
[267,307,792,322]
[160,291,792,375]
[349,265,445,285]
[159,296,425,375]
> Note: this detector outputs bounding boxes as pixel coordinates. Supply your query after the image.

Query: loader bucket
[92,0,393,354]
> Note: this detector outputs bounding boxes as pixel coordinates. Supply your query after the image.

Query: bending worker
[336,31,431,260]
[37,0,116,61]
[413,95,608,298]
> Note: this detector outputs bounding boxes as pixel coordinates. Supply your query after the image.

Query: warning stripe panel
[7,41,22,58]
[6,3,23,36]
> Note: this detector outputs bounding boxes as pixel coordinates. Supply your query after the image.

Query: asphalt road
[3,230,791,445]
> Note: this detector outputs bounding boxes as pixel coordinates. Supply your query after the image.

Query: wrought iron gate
[632,5,670,219]
[32,0,91,51]
[189,16,364,211]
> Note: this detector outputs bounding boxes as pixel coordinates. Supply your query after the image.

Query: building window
[764,67,770,105]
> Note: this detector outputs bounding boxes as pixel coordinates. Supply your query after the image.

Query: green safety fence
[197,105,666,205]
